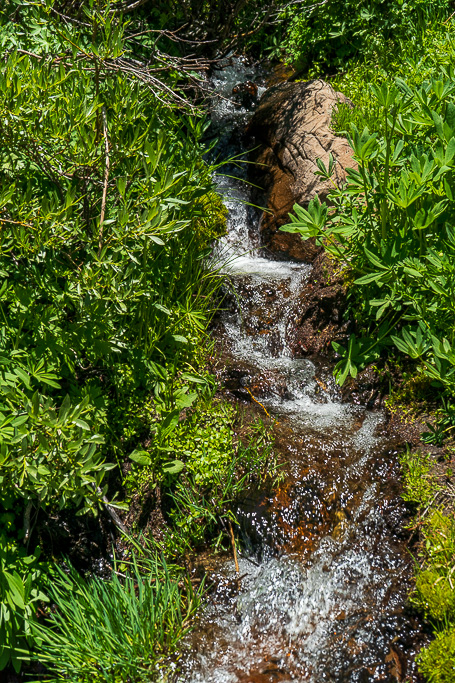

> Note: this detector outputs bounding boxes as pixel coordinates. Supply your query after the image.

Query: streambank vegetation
[279,3,455,680]
[3,0,455,680]
[0,1,280,679]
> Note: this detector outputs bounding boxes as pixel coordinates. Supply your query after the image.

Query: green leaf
[129,450,151,466]
[4,572,25,609]
[354,271,386,285]
[163,459,184,474]
[73,418,90,430]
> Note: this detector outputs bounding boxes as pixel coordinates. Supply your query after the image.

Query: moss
[385,371,436,417]
[418,626,455,683]
[400,455,455,676]
[399,451,440,507]
[192,190,228,248]
[415,569,455,621]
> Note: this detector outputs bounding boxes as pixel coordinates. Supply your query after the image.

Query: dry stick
[228,520,240,574]
[23,500,33,545]
[98,106,110,257]
[102,494,128,534]
[245,387,272,419]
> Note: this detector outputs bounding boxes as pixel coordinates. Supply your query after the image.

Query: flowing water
[179,59,425,683]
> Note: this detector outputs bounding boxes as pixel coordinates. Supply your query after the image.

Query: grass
[33,553,201,683]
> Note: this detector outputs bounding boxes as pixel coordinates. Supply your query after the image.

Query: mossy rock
[415,569,455,621]
[418,625,455,682]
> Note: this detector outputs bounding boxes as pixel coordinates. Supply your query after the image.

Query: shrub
[0,529,46,673]
[0,0,225,671]
[281,0,451,75]
[282,76,455,396]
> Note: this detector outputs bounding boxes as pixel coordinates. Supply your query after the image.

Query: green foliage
[0,370,111,516]
[126,396,281,553]
[418,625,455,682]
[0,526,47,673]
[401,464,455,680]
[281,0,451,75]
[0,1,228,672]
[332,20,455,135]
[415,569,455,621]
[283,75,455,397]
[33,556,201,683]
[399,451,440,507]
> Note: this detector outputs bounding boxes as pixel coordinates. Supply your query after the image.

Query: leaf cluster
[283,75,455,398]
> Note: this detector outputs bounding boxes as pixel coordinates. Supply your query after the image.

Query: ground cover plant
[5,0,453,678]
[400,450,455,683]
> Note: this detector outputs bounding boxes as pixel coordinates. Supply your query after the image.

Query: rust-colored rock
[247,79,354,261]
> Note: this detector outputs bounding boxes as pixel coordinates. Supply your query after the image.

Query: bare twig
[23,500,33,544]
[98,106,110,257]
[95,485,128,534]
[115,0,150,13]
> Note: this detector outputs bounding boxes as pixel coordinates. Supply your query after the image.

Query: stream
[179,59,425,683]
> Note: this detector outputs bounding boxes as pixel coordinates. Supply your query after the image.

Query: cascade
[180,58,424,683]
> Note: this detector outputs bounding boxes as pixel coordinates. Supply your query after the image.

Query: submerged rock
[248,79,354,261]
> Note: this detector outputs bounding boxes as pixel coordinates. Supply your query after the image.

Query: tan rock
[247,79,354,262]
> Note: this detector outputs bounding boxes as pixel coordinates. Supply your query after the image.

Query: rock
[247,79,354,261]
[232,80,258,109]
[287,251,349,356]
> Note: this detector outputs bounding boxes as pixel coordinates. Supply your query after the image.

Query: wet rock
[232,80,259,109]
[247,79,354,261]
[385,643,407,681]
[288,251,349,356]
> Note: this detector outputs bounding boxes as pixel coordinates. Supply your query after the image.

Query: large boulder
[247,79,354,262]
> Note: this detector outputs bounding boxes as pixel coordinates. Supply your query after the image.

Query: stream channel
[179,59,426,683]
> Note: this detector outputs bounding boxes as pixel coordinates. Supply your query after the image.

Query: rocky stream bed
[177,58,428,683]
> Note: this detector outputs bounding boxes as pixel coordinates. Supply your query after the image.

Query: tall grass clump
[33,555,201,682]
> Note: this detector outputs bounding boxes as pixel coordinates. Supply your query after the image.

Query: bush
[0,529,46,673]
[0,0,225,670]
[281,0,452,75]
[282,76,455,396]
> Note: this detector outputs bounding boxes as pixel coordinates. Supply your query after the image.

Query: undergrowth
[401,459,455,682]
[280,8,455,678]
[0,0,279,678]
